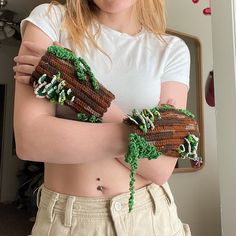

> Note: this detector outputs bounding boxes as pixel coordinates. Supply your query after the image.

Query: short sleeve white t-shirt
[21,3,191,115]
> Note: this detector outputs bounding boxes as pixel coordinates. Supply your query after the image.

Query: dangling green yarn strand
[125,133,162,212]
[47,45,100,90]
[78,57,100,90]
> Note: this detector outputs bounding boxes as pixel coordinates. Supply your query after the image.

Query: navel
[96,177,105,192]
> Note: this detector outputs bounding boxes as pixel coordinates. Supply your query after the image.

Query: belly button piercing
[97,185,104,191]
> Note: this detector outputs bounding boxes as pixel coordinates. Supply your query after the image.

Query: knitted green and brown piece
[123,104,201,212]
[30,45,115,123]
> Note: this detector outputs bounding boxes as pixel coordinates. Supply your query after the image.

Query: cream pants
[29,182,191,236]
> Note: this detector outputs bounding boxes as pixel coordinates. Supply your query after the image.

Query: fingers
[22,41,47,56]
[13,41,71,85]
[13,41,64,85]
[13,64,36,75]
[18,41,64,64]
[13,52,39,85]
[21,41,64,57]
[13,74,31,85]
[14,55,40,66]
[13,63,34,85]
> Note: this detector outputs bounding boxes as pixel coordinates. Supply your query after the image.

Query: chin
[93,0,137,14]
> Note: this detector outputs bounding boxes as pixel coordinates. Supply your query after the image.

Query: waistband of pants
[35,182,173,227]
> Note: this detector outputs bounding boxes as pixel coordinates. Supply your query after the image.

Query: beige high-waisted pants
[29,182,191,236]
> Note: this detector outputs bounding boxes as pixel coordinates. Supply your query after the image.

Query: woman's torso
[44,28,167,196]
[44,160,152,197]
[21,4,189,197]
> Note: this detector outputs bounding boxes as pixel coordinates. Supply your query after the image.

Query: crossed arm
[13,22,189,185]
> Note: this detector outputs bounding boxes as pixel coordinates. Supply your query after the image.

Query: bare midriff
[44,156,152,197]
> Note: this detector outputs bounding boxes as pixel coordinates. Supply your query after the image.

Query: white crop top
[21,3,190,118]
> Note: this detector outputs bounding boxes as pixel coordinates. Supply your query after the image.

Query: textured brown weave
[30,52,115,118]
[123,106,200,157]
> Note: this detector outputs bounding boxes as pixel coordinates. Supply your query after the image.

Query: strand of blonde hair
[49,0,167,55]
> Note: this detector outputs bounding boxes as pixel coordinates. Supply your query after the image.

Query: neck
[96,7,141,36]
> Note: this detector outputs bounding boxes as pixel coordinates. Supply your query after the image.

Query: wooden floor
[0,202,34,236]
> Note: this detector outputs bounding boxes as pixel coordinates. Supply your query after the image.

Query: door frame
[212,1,236,235]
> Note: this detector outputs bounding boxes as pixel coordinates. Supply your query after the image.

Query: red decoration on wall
[192,0,212,15]
[205,71,215,107]
[203,7,211,15]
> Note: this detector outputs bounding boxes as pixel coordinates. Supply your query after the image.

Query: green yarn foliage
[128,108,157,133]
[177,133,200,161]
[77,112,102,123]
[125,133,162,213]
[47,45,100,90]
[34,72,74,106]
[48,45,74,61]
[152,104,195,119]
[125,104,200,212]
[127,104,196,136]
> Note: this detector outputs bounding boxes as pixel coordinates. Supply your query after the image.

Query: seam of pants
[146,184,158,215]
[35,184,44,208]
[47,192,60,223]
[64,196,76,227]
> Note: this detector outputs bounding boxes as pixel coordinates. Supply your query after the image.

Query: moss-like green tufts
[125,133,162,212]
[47,45,100,90]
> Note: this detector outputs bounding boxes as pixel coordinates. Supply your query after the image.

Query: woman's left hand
[13,41,62,85]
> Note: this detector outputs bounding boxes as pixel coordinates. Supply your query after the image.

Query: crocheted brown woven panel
[123,108,200,157]
[31,52,115,118]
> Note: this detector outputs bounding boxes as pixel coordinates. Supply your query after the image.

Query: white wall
[166,1,221,235]
[212,1,236,235]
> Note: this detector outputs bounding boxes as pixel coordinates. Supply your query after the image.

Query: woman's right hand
[13,41,62,85]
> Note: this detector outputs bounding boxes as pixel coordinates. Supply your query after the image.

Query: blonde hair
[50,0,167,54]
